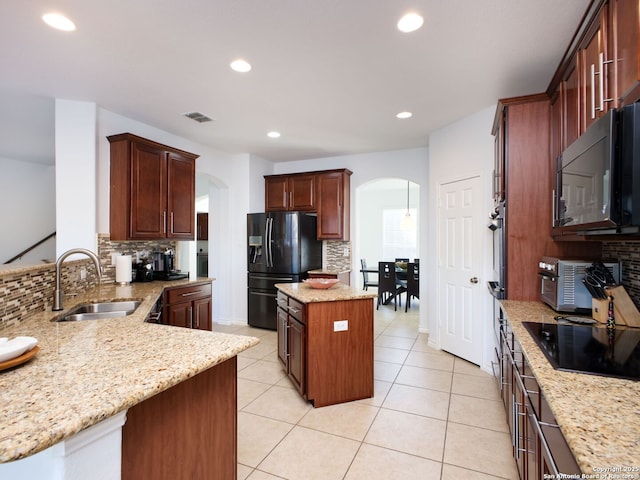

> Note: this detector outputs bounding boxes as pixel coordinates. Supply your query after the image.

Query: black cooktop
[522,322,640,381]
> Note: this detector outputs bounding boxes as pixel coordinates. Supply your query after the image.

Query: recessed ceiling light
[230,59,252,73]
[267,131,281,138]
[397,13,423,33]
[397,111,413,119]
[42,12,76,32]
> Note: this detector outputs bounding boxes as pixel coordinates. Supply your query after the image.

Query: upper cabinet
[612,0,640,105]
[265,173,316,211]
[264,169,352,240]
[108,133,198,241]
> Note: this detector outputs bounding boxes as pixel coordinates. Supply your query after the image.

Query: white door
[438,175,483,365]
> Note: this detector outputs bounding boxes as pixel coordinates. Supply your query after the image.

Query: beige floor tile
[448,393,509,433]
[443,422,518,479]
[239,341,278,360]
[237,412,293,468]
[374,334,416,349]
[374,360,402,382]
[374,345,410,364]
[405,350,455,372]
[243,385,312,423]
[364,408,446,462]
[258,426,361,480]
[454,357,491,377]
[441,464,512,480]
[344,443,442,480]
[246,470,284,479]
[237,359,287,385]
[382,325,419,339]
[298,401,379,441]
[410,332,432,352]
[238,378,272,410]
[237,356,258,372]
[357,379,392,407]
[395,365,453,392]
[382,383,450,421]
[237,463,253,480]
[451,372,501,401]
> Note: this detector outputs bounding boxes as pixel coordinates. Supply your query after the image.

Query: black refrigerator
[247,212,322,329]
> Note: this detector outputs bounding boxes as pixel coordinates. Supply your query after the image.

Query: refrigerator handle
[267,217,273,268]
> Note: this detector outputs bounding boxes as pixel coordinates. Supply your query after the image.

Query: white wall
[427,105,496,371]
[55,100,97,257]
[0,157,56,264]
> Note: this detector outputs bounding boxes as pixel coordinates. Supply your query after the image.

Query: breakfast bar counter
[500,300,640,475]
[0,279,259,473]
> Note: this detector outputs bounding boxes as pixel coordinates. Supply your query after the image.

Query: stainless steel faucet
[52,248,103,311]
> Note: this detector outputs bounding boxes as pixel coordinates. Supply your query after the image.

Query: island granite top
[0,278,259,463]
[500,300,640,475]
[275,282,377,304]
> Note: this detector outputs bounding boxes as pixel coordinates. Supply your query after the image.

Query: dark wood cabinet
[277,292,306,394]
[108,133,198,241]
[163,282,212,330]
[197,212,208,240]
[612,0,640,105]
[264,169,352,240]
[265,174,316,212]
[316,169,352,240]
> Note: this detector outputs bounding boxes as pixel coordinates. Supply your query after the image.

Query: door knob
[470,277,479,284]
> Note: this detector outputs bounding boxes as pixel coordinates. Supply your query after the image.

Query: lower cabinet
[277,292,306,394]
[163,282,212,330]
[499,318,580,479]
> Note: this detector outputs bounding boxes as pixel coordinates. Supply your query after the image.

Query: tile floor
[212,300,518,480]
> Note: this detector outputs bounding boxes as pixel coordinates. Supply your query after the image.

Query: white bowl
[0,337,38,362]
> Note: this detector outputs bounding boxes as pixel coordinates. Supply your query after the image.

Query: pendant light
[400,181,415,230]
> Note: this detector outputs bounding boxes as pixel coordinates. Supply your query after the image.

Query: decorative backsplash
[602,240,640,308]
[324,240,351,272]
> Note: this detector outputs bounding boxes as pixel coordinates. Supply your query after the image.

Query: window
[382,208,417,260]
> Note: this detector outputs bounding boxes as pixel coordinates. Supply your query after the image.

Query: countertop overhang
[275,282,376,303]
[500,300,640,474]
[0,278,259,463]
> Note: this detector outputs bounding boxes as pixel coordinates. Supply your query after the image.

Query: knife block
[592,286,640,327]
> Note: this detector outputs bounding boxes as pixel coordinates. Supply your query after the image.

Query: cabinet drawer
[277,291,288,310]
[288,297,305,324]
[165,283,212,305]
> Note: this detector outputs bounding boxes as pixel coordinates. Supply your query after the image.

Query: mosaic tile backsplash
[602,240,640,308]
[324,240,351,272]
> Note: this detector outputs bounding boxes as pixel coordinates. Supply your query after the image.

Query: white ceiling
[0,0,590,165]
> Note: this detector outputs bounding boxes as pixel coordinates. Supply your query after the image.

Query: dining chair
[360,259,378,291]
[377,261,403,311]
[405,262,419,312]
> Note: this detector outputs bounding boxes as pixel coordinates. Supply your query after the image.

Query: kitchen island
[0,279,259,479]
[275,282,376,407]
[500,300,640,475]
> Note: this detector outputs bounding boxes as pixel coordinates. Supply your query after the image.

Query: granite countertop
[307,268,351,275]
[275,282,376,304]
[500,300,640,474]
[0,278,259,463]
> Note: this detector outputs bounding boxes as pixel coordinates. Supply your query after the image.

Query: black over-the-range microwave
[555,102,640,234]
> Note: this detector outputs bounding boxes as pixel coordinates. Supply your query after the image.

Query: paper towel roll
[115,255,132,284]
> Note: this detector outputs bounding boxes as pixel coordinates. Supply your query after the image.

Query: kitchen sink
[53,300,141,322]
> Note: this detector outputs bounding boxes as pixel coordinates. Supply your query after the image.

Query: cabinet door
[167,152,195,239]
[265,177,289,211]
[277,307,289,368]
[493,112,505,204]
[614,0,640,104]
[130,142,167,239]
[316,171,349,240]
[563,57,580,147]
[581,4,611,131]
[165,302,192,329]
[289,174,316,211]
[193,296,211,331]
[197,212,208,240]
[287,317,305,394]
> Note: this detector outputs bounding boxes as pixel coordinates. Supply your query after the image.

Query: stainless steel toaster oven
[538,257,621,313]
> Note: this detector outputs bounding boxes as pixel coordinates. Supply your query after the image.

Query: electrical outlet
[111,253,119,266]
[334,320,348,332]
[80,268,87,280]
[343,247,349,257]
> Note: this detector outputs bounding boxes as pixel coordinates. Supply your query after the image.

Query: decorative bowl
[303,278,340,289]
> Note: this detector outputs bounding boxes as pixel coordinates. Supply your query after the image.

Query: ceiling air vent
[183,111,213,123]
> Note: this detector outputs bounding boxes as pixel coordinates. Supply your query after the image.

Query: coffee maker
[152,249,188,280]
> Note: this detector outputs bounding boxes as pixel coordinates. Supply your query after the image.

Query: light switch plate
[334,320,348,332]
